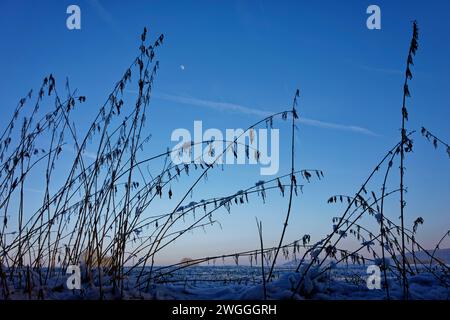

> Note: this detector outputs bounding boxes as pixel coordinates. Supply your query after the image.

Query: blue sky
[0,0,449,264]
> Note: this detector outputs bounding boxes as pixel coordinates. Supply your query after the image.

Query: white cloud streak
[358,64,403,75]
[155,93,378,136]
[63,145,98,160]
[88,0,123,36]
[88,0,114,25]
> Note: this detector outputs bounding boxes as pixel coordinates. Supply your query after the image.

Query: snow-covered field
[145,265,450,300]
[3,264,449,300]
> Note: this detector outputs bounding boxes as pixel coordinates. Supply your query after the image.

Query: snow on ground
[2,264,449,300]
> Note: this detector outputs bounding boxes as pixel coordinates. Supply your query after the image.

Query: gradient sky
[0,0,449,264]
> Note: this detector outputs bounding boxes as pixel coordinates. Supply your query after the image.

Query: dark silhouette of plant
[0,22,448,301]
[429,230,450,268]
[421,127,449,157]
[255,218,267,300]
[267,89,299,281]
[399,20,419,299]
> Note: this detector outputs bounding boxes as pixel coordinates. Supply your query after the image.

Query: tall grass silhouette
[0,23,448,300]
